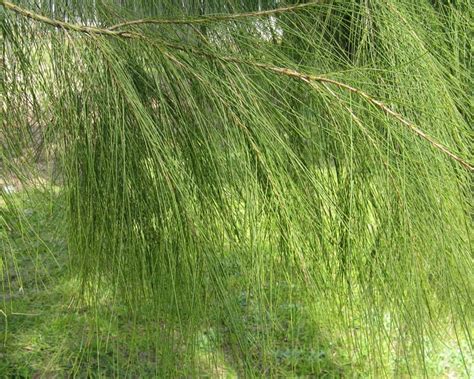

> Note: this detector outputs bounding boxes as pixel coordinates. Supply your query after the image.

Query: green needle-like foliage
[1,0,473,376]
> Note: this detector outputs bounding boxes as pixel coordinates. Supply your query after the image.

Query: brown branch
[312,77,474,172]
[1,0,472,171]
[108,2,322,30]
[222,61,474,172]
[163,43,474,171]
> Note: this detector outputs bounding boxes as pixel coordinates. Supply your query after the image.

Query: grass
[1,190,471,378]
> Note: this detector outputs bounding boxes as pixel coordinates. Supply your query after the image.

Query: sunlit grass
[1,188,471,377]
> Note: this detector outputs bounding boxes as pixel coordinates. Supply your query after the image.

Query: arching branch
[2,0,472,171]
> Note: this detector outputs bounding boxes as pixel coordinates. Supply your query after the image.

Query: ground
[1,190,472,377]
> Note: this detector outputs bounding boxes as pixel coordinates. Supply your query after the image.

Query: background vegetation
[1,0,473,377]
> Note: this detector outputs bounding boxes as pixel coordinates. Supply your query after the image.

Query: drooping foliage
[1,0,473,376]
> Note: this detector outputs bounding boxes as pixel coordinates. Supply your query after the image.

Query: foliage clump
[1,0,472,376]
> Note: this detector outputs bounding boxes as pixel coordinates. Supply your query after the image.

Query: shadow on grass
[0,190,178,377]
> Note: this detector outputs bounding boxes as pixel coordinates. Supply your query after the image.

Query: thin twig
[2,0,472,171]
[107,2,322,30]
